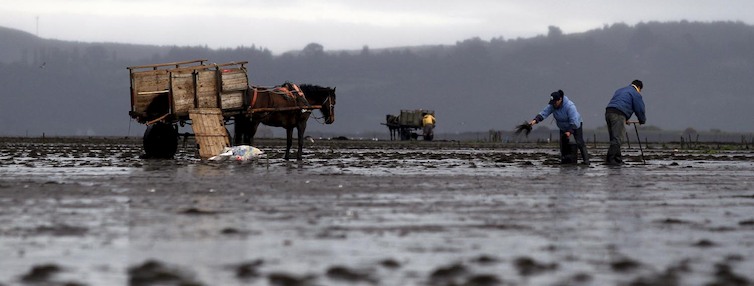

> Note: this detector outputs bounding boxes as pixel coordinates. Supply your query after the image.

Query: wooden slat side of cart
[128,59,250,122]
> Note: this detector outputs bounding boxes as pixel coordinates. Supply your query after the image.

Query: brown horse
[238,83,336,160]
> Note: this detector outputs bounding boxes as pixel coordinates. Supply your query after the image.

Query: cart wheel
[143,122,178,159]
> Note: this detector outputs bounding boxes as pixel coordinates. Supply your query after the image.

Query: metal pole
[632,122,646,164]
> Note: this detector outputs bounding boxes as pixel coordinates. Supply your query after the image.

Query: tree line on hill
[1,20,753,140]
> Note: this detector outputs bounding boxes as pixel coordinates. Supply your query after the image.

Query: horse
[237,83,336,160]
[385,114,400,140]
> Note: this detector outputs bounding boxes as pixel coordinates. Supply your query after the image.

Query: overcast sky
[2,0,754,54]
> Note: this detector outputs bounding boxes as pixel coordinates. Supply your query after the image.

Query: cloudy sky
[2,0,754,53]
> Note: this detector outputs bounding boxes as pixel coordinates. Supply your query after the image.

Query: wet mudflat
[0,137,753,286]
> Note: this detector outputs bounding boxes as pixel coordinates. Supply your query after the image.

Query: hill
[1,21,753,138]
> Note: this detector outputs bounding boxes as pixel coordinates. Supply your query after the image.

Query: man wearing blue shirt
[529,90,590,165]
[605,80,646,165]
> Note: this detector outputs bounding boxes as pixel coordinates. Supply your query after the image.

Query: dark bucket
[561,143,579,164]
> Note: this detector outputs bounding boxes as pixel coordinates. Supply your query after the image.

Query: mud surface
[1,137,753,285]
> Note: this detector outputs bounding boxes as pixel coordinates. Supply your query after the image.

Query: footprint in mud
[513,256,558,276]
[129,260,202,286]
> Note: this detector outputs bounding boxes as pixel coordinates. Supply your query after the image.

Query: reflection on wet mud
[0,138,753,285]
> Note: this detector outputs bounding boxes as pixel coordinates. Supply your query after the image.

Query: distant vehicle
[383,109,435,141]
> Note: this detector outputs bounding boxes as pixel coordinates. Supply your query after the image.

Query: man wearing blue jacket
[605,80,646,165]
[529,90,590,165]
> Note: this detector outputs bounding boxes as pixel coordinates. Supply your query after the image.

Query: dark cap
[548,90,564,105]
[631,79,643,90]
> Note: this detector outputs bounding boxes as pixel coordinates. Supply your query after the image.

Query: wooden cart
[127,59,250,159]
[383,109,435,141]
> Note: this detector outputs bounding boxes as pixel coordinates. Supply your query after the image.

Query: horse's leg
[234,115,249,145]
[284,127,293,160]
[296,123,307,161]
[249,119,261,146]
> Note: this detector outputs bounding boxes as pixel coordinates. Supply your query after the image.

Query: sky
[2,0,754,54]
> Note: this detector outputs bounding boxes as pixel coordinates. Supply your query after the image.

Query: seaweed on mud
[657,218,690,225]
[325,265,377,284]
[220,227,242,235]
[567,272,593,284]
[707,262,750,286]
[731,194,754,199]
[379,259,401,269]
[235,259,264,279]
[627,268,679,286]
[513,257,558,276]
[267,272,316,286]
[470,255,500,265]
[179,207,221,215]
[626,260,690,286]
[33,224,88,236]
[129,260,202,286]
[693,239,717,248]
[610,257,642,273]
[428,263,468,285]
[737,219,754,226]
[20,264,62,282]
[464,274,502,286]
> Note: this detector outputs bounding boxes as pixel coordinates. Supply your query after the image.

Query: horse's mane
[299,84,335,101]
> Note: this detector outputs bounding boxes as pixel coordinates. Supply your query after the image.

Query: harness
[250,82,310,110]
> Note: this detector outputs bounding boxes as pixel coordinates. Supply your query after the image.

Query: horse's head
[321,86,336,124]
[301,84,336,124]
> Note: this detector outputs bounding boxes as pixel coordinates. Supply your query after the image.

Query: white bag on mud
[209,146,265,161]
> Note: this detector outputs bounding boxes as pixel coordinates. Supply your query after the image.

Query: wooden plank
[221,70,248,92]
[216,61,248,68]
[196,69,219,108]
[128,59,207,70]
[137,90,169,95]
[171,71,195,117]
[189,108,229,159]
[168,64,212,74]
[221,90,244,110]
[132,69,170,114]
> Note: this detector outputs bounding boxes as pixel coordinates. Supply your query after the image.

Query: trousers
[560,123,589,164]
[605,110,626,164]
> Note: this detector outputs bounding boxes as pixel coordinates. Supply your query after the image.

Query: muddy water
[0,138,753,286]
